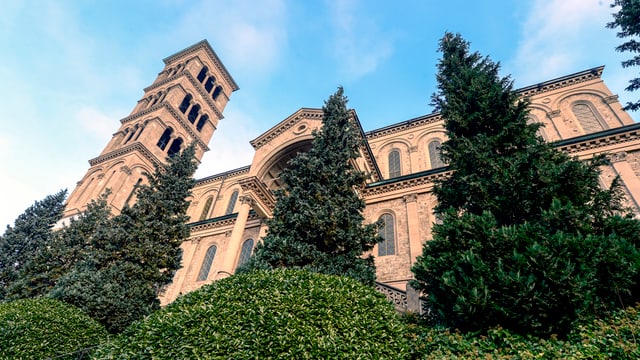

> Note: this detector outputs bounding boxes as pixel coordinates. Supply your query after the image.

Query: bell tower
[63,40,238,221]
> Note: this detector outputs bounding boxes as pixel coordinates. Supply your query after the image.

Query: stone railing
[375,281,427,314]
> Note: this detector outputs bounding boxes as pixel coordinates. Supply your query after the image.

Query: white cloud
[511,0,613,85]
[328,0,393,80]
[194,107,260,178]
[75,106,118,140]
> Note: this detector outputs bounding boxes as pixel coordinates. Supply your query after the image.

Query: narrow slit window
[188,104,201,124]
[199,196,213,221]
[204,76,215,93]
[197,66,208,83]
[196,114,208,132]
[212,86,222,100]
[179,94,192,114]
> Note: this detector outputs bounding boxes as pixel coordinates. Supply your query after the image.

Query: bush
[0,297,108,359]
[94,269,411,359]
[409,304,640,359]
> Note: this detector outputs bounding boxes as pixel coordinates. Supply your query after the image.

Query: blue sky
[0,0,636,228]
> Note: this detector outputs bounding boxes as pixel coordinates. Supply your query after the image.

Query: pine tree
[52,144,197,333]
[238,88,380,285]
[411,33,640,337]
[0,190,66,301]
[607,0,640,111]
[5,194,112,300]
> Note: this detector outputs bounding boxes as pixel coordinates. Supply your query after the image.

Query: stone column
[216,195,253,279]
[404,194,422,265]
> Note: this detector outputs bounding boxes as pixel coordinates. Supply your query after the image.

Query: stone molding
[89,142,161,168]
[190,212,260,233]
[363,171,450,198]
[250,108,324,150]
[195,166,251,186]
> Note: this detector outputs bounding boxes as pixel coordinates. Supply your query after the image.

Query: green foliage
[52,144,198,333]
[607,0,640,111]
[0,298,108,360]
[238,88,379,285]
[412,32,640,337]
[5,194,112,300]
[409,304,640,359]
[0,190,67,301]
[93,269,411,359]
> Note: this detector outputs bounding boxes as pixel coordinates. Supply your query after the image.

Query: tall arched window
[123,125,138,144]
[378,213,395,256]
[225,190,239,215]
[196,114,208,132]
[204,76,215,92]
[197,66,208,83]
[179,94,192,114]
[572,103,605,133]
[199,196,213,221]
[188,104,201,124]
[167,138,183,157]
[238,239,254,267]
[212,86,223,100]
[133,124,145,141]
[428,140,445,169]
[197,245,217,281]
[388,150,401,178]
[156,128,173,150]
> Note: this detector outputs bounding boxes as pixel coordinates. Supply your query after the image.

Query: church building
[61,40,640,307]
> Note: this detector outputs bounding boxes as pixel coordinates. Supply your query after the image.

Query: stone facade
[62,41,640,305]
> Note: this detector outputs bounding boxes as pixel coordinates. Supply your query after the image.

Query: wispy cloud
[511,0,613,85]
[327,0,393,80]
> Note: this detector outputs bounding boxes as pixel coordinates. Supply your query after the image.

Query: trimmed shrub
[0,297,108,359]
[94,269,411,359]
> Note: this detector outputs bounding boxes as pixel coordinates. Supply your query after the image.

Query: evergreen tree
[607,0,640,111]
[411,33,640,337]
[238,88,380,285]
[5,194,112,300]
[52,144,197,333]
[0,190,66,301]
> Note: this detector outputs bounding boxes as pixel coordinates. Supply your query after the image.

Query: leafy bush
[0,297,108,360]
[94,269,410,359]
[409,304,640,359]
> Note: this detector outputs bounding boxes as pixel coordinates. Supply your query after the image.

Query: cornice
[162,39,239,92]
[364,66,605,141]
[555,123,640,154]
[362,168,450,198]
[250,108,324,150]
[195,166,251,186]
[188,211,259,233]
[121,102,210,152]
[88,142,161,167]
[239,176,276,212]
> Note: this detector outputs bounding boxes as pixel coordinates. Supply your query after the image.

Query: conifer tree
[0,190,66,301]
[5,194,112,300]
[607,0,640,111]
[411,33,640,337]
[238,88,379,285]
[52,144,197,333]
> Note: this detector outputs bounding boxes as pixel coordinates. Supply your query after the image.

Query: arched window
[167,138,183,157]
[428,140,445,169]
[188,104,201,124]
[388,150,401,178]
[196,114,208,132]
[156,128,173,150]
[197,66,208,83]
[197,245,217,281]
[225,190,239,215]
[572,103,605,133]
[199,196,213,221]
[378,213,395,256]
[212,86,223,100]
[123,125,138,144]
[179,94,192,114]
[238,239,254,267]
[133,124,145,141]
[204,76,215,92]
